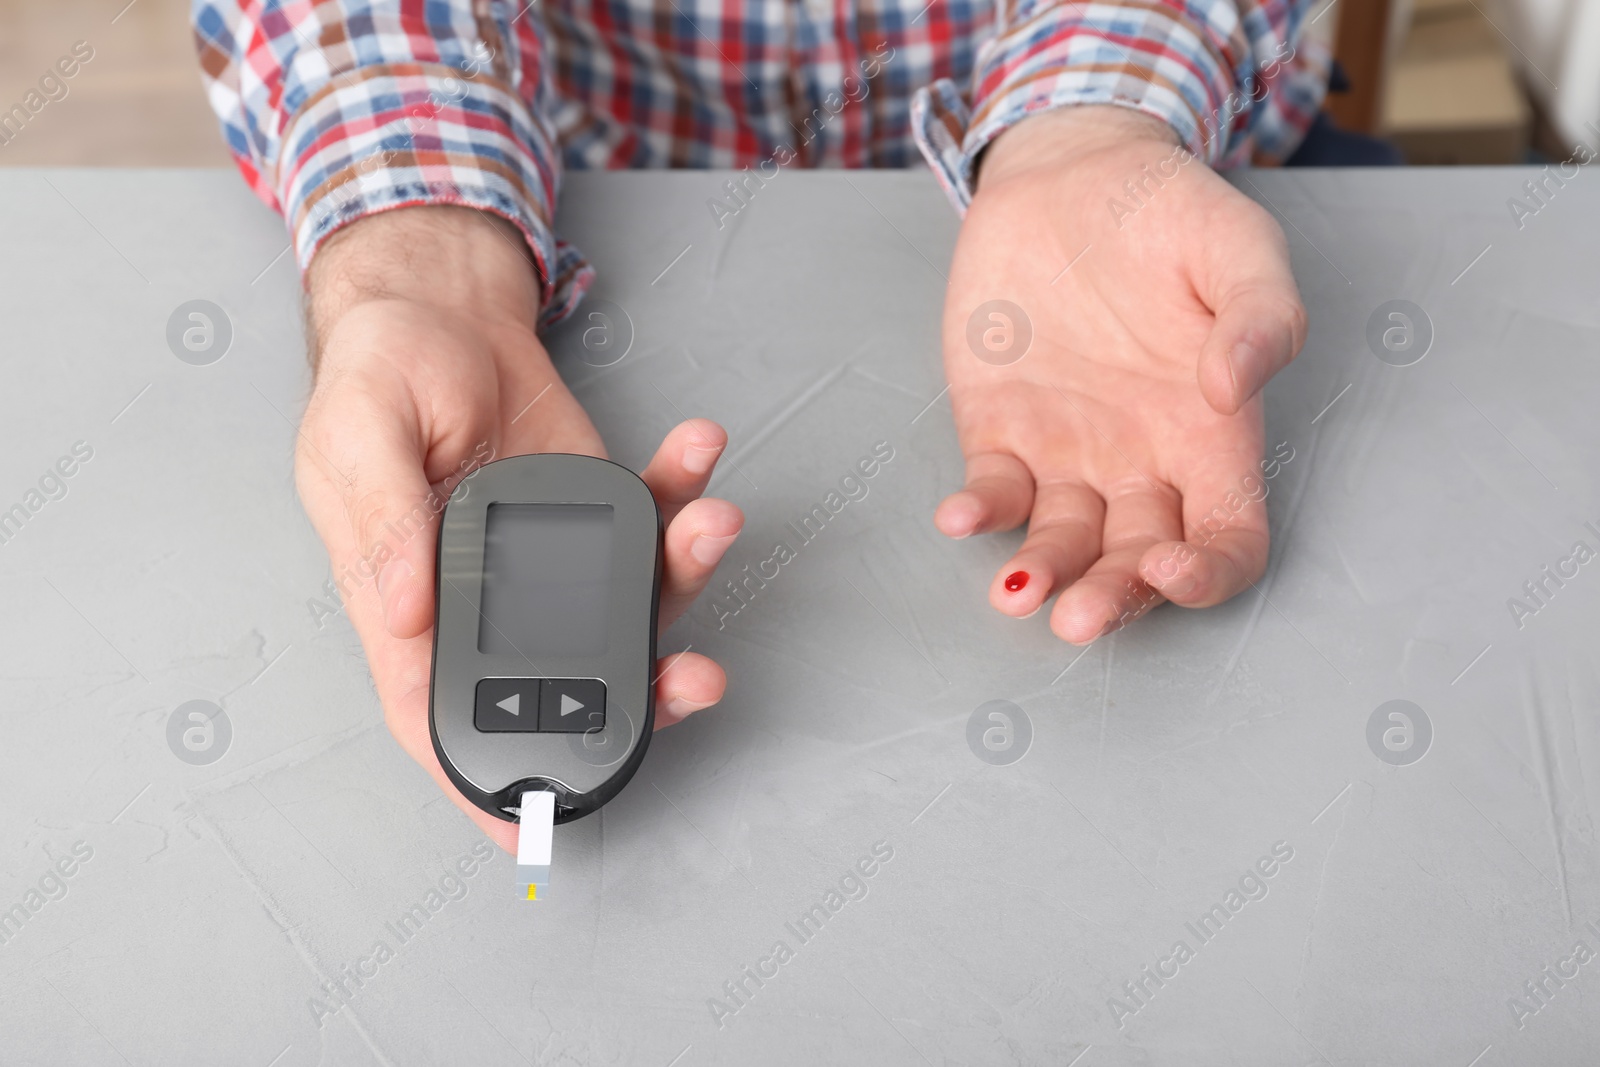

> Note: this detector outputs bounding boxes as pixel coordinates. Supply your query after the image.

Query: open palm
[938,108,1307,644]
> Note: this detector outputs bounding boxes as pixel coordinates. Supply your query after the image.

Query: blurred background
[0,0,228,166]
[0,0,1594,168]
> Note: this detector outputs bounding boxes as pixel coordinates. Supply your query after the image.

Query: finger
[639,418,729,527]
[935,450,1034,539]
[1049,478,1183,642]
[1139,527,1270,608]
[298,374,446,640]
[1193,211,1308,415]
[659,496,745,626]
[988,480,1104,618]
[652,650,727,728]
[1138,451,1271,608]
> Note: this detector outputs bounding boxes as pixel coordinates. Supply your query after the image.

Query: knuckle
[348,486,393,554]
[1026,515,1097,544]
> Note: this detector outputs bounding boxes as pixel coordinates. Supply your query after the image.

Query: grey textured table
[2,167,1598,1066]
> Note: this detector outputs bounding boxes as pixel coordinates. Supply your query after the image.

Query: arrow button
[539,679,607,733]
[474,679,541,732]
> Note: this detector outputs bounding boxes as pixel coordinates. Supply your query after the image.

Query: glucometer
[428,453,662,898]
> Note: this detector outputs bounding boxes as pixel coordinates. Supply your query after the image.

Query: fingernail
[940,518,972,540]
[1160,571,1197,598]
[939,501,980,540]
[683,442,722,475]
[1003,570,1029,593]
[377,558,413,609]
[665,695,715,719]
[690,532,737,566]
[1227,341,1252,398]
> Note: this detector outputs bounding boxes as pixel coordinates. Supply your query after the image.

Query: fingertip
[654,651,726,727]
[1200,288,1303,413]
[1049,590,1114,646]
[662,693,719,724]
[689,531,739,567]
[990,565,1045,617]
[683,416,727,447]
[684,496,744,536]
[1055,617,1114,647]
[670,497,744,564]
[1144,575,1197,604]
[935,491,984,539]
[677,418,727,475]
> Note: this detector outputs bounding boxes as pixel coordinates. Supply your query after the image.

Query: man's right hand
[297,206,743,851]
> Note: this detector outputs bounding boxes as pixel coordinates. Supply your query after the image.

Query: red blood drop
[1004,570,1029,593]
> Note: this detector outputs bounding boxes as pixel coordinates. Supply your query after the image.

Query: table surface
[2,166,1598,1067]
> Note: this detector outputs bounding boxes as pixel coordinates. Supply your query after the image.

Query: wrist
[306,205,543,356]
[977,105,1184,192]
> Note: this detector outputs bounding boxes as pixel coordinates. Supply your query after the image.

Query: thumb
[1193,224,1308,415]
[303,381,447,641]
[362,468,447,641]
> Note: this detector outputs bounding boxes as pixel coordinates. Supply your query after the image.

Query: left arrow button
[474,679,542,732]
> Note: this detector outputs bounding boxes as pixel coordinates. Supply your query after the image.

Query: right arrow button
[539,678,607,733]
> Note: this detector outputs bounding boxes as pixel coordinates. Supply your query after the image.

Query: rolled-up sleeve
[911,0,1331,212]
[192,0,591,325]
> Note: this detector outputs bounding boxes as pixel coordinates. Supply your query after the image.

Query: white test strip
[516,790,555,900]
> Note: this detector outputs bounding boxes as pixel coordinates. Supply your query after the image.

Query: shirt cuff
[277,62,591,329]
[911,3,1330,214]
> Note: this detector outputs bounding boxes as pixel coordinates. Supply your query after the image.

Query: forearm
[306,206,542,365]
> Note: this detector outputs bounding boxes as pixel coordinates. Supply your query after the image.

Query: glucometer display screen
[477,503,615,658]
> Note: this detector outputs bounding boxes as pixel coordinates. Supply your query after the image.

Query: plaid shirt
[193,0,1327,325]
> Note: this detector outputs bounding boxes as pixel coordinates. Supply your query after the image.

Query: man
[195,0,1323,845]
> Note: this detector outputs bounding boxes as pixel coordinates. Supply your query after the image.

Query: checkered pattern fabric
[193,0,1327,324]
